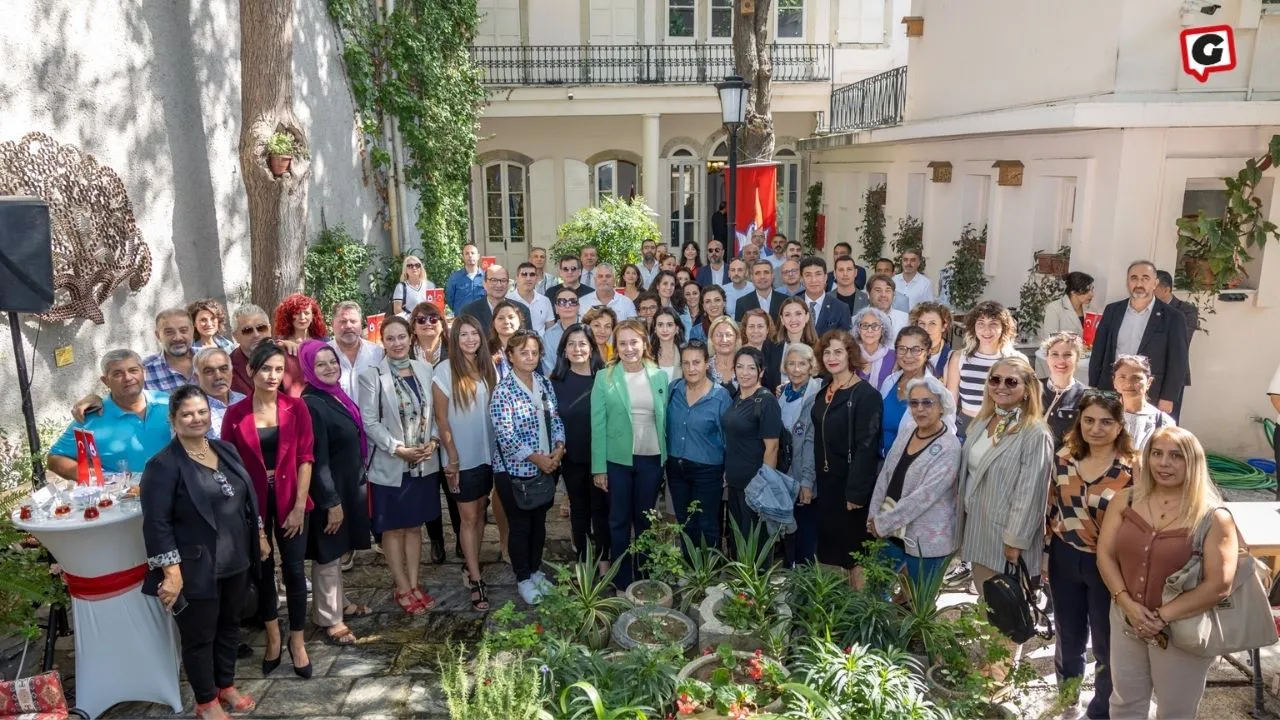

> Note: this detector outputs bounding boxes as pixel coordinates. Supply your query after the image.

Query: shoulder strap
[1192,506,1227,555]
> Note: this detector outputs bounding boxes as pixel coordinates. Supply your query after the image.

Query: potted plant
[695,522,791,653]
[857,183,887,266]
[1034,244,1070,276]
[674,645,789,718]
[438,642,545,719]
[1175,134,1280,312]
[545,681,654,720]
[611,604,698,654]
[625,507,686,608]
[941,224,989,313]
[265,131,301,177]
[677,530,724,616]
[1012,266,1066,342]
[891,216,925,270]
[924,603,1034,718]
[538,544,631,650]
[779,640,947,719]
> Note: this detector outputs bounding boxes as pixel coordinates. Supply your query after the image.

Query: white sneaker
[518,579,541,605]
[531,571,553,592]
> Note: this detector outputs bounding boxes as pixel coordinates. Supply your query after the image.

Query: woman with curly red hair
[275,294,328,343]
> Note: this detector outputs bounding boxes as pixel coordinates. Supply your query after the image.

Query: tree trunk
[239,0,309,311]
[733,0,775,164]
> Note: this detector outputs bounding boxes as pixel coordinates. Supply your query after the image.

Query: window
[669,150,701,248]
[710,0,732,39]
[1057,178,1077,247]
[775,149,800,242]
[776,0,804,39]
[836,0,886,44]
[484,161,527,246]
[594,159,639,205]
[906,172,925,220]
[668,0,695,38]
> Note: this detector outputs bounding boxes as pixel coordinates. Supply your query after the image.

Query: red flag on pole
[723,163,778,256]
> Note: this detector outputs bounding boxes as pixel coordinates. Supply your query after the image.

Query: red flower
[535,624,544,634]
[844,645,854,654]
[482,677,493,686]
[676,693,699,714]
[727,702,749,720]
[737,592,747,600]
[703,647,714,656]
[753,649,763,658]
[747,662,764,681]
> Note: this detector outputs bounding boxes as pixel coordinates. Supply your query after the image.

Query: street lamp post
[716,74,750,254]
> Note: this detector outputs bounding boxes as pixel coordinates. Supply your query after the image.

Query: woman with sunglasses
[945,300,1020,440]
[1045,389,1138,719]
[679,282,702,337]
[954,356,1054,607]
[1096,427,1237,719]
[432,315,499,610]
[409,301,448,365]
[489,300,525,381]
[392,255,437,318]
[1112,354,1176,450]
[543,287,583,374]
[878,326,939,456]
[1040,331,1088,448]
[867,374,961,586]
[650,307,684,384]
[620,264,645,300]
[551,324,609,568]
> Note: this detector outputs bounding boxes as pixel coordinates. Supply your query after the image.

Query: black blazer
[803,294,854,336]
[761,341,785,393]
[303,388,372,564]
[1167,294,1199,386]
[141,438,260,600]
[459,297,533,337]
[734,291,786,321]
[1087,298,1189,404]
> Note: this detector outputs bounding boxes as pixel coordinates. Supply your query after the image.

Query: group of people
[45,225,1233,718]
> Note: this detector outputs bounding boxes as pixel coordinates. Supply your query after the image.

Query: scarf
[299,340,367,461]
[388,356,414,373]
[781,382,809,403]
[992,405,1022,444]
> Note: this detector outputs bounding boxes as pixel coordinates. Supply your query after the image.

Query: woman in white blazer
[1039,271,1094,341]
[356,317,441,617]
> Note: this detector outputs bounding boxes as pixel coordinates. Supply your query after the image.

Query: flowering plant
[673,646,785,717]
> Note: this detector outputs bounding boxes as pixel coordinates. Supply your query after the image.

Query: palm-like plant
[544,543,632,649]
[719,519,785,630]
[676,533,724,612]
[897,555,957,661]
[779,640,950,720]
[542,682,653,720]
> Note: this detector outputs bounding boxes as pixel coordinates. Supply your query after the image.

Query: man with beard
[229,304,305,397]
[327,301,384,398]
[638,239,661,288]
[194,346,245,438]
[142,308,198,391]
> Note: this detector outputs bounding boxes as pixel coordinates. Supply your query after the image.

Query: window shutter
[837,0,886,44]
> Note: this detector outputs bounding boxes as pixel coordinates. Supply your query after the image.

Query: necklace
[184,439,211,460]
[1147,494,1183,530]
[914,424,946,442]
[820,377,855,472]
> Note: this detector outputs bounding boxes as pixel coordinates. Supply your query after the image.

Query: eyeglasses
[908,398,937,408]
[414,315,441,326]
[987,375,1021,389]
[238,323,270,335]
[858,323,882,331]
[896,346,926,356]
[486,277,510,284]
[555,298,580,307]
[561,266,581,273]
[405,262,423,269]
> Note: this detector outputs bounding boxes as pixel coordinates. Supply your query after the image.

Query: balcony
[828,66,907,133]
[470,44,832,86]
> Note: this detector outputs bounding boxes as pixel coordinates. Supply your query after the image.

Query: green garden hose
[1206,417,1276,491]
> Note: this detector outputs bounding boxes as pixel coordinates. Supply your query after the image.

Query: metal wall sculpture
[0,132,151,324]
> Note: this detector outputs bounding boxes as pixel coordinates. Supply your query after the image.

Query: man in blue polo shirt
[47,349,172,479]
[444,243,486,313]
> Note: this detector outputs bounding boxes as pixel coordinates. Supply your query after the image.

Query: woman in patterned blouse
[1046,389,1137,718]
[490,330,567,605]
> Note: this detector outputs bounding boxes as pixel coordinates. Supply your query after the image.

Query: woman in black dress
[299,341,372,645]
[811,330,883,587]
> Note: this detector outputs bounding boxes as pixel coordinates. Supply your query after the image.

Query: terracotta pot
[976,241,987,258]
[268,154,293,177]
[1035,252,1069,276]
[1181,258,1214,289]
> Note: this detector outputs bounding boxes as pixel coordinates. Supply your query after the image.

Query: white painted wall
[0,0,387,426]
[809,125,1280,456]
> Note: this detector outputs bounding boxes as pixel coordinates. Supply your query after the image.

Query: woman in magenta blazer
[221,341,316,680]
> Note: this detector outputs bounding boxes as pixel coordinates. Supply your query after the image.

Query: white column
[642,113,660,207]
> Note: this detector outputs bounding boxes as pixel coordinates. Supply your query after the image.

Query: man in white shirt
[581,245,600,289]
[873,258,912,313]
[721,258,752,312]
[763,232,786,271]
[329,301,384,398]
[529,246,559,295]
[892,250,935,310]
[637,239,661,288]
[696,239,728,287]
[579,263,636,321]
[867,275,910,341]
[508,261,555,329]
[735,260,785,320]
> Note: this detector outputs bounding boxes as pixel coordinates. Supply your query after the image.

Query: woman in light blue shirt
[665,340,733,552]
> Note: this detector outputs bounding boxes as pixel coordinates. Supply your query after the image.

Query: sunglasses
[518,271,537,278]
[238,323,270,335]
[1083,389,1121,401]
[561,266,581,273]
[987,375,1021,389]
[414,315,441,326]
[405,262,422,269]
[908,398,937,409]
[555,298,580,307]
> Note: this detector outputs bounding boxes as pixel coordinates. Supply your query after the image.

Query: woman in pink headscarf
[299,340,372,645]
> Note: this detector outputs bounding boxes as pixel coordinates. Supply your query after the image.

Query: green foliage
[327,0,486,286]
[552,197,658,270]
[677,646,787,716]
[440,643,547,720]
[540,544,631,649]
[718,520,785,632]
[304,226,377,318]
[630,506,688,589]
[801,182,823,256]
[942,224,989,312]
[543,681,653,720]
[675,533,724,613]
[891,216,925,271]
[1013,265,1066,341]
[488,601,546,652]
[787,562,859,646]
[778,640,949,720]
[265,131,306,158]
[857,183,887,266]
[897,554,957,660]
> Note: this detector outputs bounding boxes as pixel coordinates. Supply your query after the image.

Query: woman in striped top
[945,301,1019,439]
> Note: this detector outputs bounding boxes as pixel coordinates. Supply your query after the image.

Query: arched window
[594,159,639,205]
[775,148,801,242]
[483,161,528,248]
[668,148,701,248]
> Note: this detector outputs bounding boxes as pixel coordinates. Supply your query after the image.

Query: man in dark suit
[1155,270,1198,420]
[695,239,728,287]
[798,256,852,335]
[734,260,787,320]
[710,201,728,246]
[459,264,532,335]
[1087,260,1188,413]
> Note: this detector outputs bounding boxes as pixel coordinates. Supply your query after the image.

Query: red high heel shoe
[218,686,256,713]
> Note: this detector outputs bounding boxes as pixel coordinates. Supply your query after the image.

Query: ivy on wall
[857,183,887,266]
[327,0,486,285]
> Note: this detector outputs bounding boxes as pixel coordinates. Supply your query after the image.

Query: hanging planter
[265,130,304,178]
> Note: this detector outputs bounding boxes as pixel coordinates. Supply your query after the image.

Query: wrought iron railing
[470,44,832,85]
[828,66,907,132]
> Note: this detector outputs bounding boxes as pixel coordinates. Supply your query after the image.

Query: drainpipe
[375,0,401,256]
[387,0,412,256]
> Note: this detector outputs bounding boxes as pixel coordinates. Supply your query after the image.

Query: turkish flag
[723,163,778,256]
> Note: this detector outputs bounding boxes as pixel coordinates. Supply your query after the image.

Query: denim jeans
[606,456,664,589]
[665,457,724,554]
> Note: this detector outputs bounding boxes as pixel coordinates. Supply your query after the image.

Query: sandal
[395,590,426,616]
[324,625,358,646]
[217,686,256,713]
[469,580,490,611]
[411,587,437,612]
[342,603,372,620]
[195,699,230,720]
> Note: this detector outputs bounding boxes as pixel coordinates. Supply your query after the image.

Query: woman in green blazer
[591,318,669,589]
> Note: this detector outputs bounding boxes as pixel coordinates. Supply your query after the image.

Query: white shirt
[638,260,661,289]
[583,267,598,289]
[580,290,637,322]
[802,293,827,326]
[393,279,437,317]
[722,282,752,312]
[886,308,910,342]
[1125,403,1175,450]
[626,369,661,456]
[704,263,726,285]
[752,290,775,312]
[892,273,935,310]
[432,360,493,470]
[1117,300,1154,358]
[508,289,555,330]
[329,338,385,400]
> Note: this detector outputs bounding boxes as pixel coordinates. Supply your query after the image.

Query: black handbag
[500,386,557,511]
[981,557,1053,644]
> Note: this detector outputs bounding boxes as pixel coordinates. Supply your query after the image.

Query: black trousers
[177,571,249,704]
[493,473,550,582]
[424,489,463,554]
[257,486,309,632]
[561,459,610,562]
[1049,536,1112,719]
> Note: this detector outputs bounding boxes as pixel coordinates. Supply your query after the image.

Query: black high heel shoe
[262,646,282,676]
[288,642,313,679]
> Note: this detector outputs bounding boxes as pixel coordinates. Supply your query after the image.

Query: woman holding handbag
[1096,426,1241,719]
[491,330,567,605]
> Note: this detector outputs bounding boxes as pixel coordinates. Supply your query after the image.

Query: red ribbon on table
[62,564,147,601]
